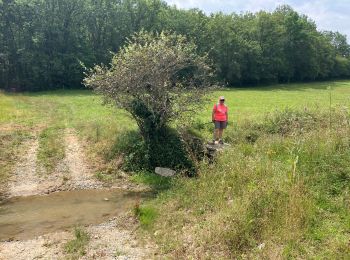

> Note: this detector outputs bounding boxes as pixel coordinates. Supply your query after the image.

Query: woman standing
[212,96,228,144]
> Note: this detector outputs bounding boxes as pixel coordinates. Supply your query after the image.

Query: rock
[155,167,176,177]
[205,142,230,151]
[257,243,265,250]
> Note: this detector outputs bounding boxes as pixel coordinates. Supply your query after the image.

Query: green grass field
[2,80,349,178]
[208,80,350,122]
[1,80,350,258]
[1,80,350,128]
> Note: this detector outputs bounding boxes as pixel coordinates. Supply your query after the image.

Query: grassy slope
[135,81,350,259]
[143,117,350,259]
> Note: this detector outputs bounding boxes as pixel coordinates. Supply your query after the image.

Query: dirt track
[0,129,155,260]
[7,129,102,198]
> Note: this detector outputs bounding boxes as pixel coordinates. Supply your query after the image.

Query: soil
[61,129,103,190]
[0,129,156,259]
[8,138,42,197]
[0,216,156,260]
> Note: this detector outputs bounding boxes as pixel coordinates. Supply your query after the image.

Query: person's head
[219,96,225,104]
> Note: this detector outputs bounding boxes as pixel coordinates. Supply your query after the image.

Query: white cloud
[164,0,350,40]
[294,1,350,39]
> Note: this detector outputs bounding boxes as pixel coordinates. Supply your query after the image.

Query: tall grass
[139,108,350,259]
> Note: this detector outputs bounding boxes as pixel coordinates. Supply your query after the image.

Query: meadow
[1,80,350,258]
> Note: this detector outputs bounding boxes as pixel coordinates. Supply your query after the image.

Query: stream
[0,189,145,241]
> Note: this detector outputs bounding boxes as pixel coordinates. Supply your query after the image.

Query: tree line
[1,0,350,91]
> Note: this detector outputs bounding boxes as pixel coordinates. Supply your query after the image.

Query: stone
[155,167,176,177]
[257,243,265,250]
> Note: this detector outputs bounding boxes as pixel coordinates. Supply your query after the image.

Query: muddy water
[0,189,145,241]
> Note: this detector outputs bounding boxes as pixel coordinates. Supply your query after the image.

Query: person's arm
[212,105,216,122]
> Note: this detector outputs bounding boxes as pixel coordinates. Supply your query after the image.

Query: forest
[1,0,350,91]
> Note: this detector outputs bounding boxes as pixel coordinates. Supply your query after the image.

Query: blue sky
[164,0,350,41]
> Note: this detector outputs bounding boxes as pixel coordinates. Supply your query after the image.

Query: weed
[114,248,125,257]
[134,204,158,229]
[64,227,90,257]
[62,175,70,183]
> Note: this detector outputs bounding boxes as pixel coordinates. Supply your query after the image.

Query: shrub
[262,108,320,135]
[84,31,214,174]
[108,128,195,174]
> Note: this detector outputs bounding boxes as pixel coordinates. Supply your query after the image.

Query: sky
[164,0,350,41]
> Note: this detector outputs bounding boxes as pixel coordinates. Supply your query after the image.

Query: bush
[106,130,148,172]
[147,127,195,173]
[262,108,320,135]
[109,128,195,174]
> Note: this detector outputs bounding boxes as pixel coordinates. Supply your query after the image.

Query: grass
[37,126,65,173]
[1,80,350,257]
[209,80,350,122]
[64,227,90,258]
[130,171,174,191]
[0,90,134,184]
[140,108,350,258]
[133,202,158,229]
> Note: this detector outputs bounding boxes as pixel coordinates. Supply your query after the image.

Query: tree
[84,31,213,170]
[323,31,350,58]
[1,1,350,90]
[204,13,244,85]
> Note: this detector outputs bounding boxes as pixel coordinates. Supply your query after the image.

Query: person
[212,96,228,144]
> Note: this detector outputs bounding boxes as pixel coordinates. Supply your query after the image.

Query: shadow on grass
[223,79,350,92]
[3,80,350,98]
[3,89,94,98]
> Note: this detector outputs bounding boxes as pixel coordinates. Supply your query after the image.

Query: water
[0,189,145,241]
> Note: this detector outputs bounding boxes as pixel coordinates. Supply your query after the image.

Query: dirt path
[0,231,70,260]
[8,138,41,197]
[0,216,155,260]
[84,216,155,259]
[7,138,64,197]
[6,129,102,198]
[63,129,102,190]
[1,128,156,259]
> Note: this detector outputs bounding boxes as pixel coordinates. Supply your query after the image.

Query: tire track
[64,129,102,190]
